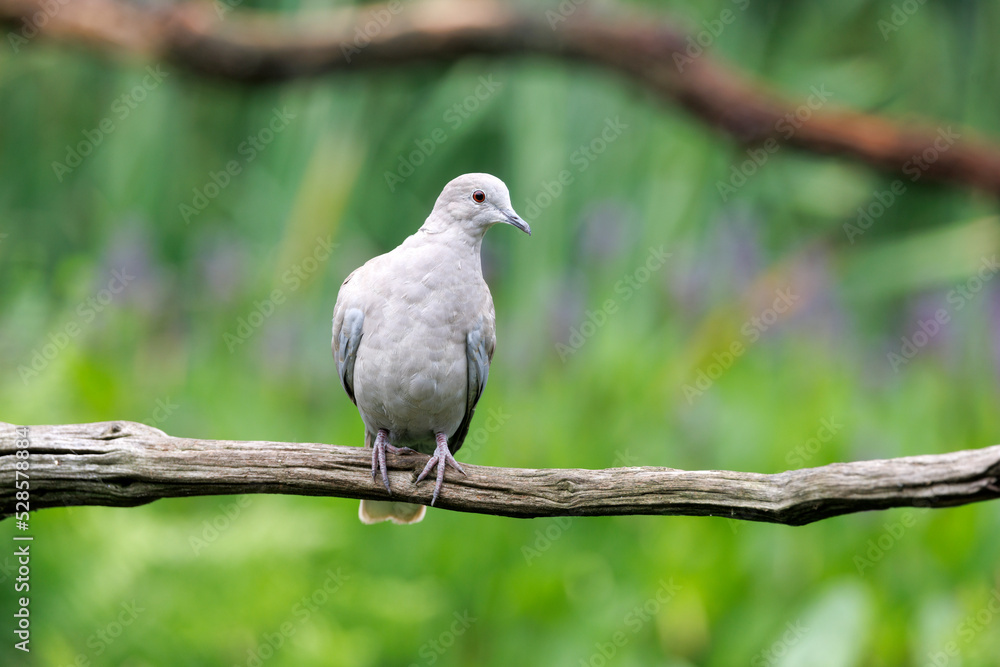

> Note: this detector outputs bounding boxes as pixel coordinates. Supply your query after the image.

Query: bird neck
[417,220,487,256]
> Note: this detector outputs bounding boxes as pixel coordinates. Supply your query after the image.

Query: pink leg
[416,432,466,505]
[371,429,417,494]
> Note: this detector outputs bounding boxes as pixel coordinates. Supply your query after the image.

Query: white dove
[332,173,530,524]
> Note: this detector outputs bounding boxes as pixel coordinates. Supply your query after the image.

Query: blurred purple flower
[194,231,249,304]
[99,219,168,317]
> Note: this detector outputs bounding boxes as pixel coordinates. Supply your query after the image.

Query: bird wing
[450,315,496,454]
[332,271,365,405]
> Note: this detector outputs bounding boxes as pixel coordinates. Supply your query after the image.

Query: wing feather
[332,271,365,405]
[450,319,493,454]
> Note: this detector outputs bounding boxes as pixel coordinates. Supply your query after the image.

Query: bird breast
[351,241,493,449]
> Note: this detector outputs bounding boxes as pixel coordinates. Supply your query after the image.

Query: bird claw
[371,430,391,493]
[416,434,466,506]
[373,430,464,505]
[371,430,420,494]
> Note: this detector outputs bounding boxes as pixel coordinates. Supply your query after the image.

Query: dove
[332,173,530,524]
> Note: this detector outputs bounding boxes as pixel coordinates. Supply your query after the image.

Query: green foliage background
[2,0,1000,665]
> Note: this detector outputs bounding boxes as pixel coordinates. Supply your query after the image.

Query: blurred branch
[3,0,1000,195]
[3,421,999,525]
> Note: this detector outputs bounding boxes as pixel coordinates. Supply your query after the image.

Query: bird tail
[359,500,427,525]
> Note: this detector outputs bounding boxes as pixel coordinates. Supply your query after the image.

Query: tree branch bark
[3,0,1000,195]
[3,421,999,525]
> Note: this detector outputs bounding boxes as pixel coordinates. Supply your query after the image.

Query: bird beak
[502,209,531,236]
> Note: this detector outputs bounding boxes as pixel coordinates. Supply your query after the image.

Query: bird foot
[371,430,418,494]
[416,432,466,506]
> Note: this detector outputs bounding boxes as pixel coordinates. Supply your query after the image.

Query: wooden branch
[2,421,999,525]
[3,0,1000,195]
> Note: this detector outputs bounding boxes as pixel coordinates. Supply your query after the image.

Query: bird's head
[428,173,531,237]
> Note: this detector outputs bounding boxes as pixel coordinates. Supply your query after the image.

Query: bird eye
[472,190,486,203]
